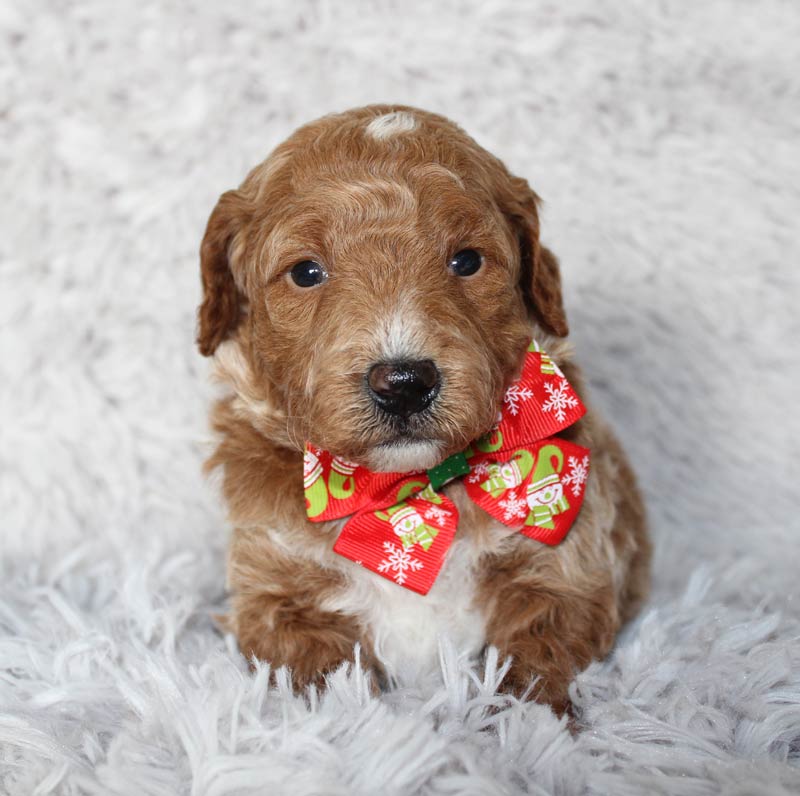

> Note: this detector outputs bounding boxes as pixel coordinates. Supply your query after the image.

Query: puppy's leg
[227,528,379,690]
[480,440,650,712]
[481,561,619,712]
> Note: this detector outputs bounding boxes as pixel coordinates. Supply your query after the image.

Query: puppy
[197,105,650,710]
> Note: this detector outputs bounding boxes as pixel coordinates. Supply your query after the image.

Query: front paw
[498,652,575,715]
[487,588,619,714]
[229,594,381,693]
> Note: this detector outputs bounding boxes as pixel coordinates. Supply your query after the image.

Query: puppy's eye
[448,249,482,277]
[289,260,328,288]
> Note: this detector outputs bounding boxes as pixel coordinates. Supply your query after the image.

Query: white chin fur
[366,440,444,473]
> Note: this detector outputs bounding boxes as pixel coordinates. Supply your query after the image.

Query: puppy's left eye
[289,260,328,288]
[449,249,482,277]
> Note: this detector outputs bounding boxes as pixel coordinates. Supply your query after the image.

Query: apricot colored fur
[198,105,651,708]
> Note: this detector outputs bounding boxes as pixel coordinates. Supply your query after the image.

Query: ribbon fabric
[303,341,591,594]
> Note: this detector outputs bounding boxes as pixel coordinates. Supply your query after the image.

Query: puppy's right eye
[449,249,482,277]
[289,260,328,288]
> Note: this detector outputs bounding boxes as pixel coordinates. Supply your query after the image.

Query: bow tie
[303,340,590,594]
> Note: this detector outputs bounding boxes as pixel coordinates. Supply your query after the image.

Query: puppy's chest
[322,485,514,685]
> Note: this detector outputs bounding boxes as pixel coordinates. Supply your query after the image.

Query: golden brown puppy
[197,105,650,711]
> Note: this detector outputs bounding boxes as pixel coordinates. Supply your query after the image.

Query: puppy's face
[198,107,568,472]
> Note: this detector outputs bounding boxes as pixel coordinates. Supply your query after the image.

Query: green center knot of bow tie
[425,451,471,491]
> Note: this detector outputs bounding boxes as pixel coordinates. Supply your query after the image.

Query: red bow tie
[304,341,590,594]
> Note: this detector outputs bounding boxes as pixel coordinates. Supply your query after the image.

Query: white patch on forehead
[365,111,418,140]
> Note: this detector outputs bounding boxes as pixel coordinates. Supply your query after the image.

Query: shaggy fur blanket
[2,1,799,793]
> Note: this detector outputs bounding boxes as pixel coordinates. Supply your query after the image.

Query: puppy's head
[198,106,568,472]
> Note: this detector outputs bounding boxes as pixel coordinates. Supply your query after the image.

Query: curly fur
[198,105,651,707]
[4,2,799,792]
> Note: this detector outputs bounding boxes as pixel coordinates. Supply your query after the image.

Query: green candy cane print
[474,428,504,454]
[396,480,428,503]
[525,444,570,529]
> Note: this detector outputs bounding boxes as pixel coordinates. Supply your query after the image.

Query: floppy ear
[197,190,250,356]
[504,176,569,338]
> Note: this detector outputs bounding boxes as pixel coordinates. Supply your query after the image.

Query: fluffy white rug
[2,1,799,793]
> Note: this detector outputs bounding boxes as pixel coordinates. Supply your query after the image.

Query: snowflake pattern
[503,384,534,416]
[498,490,528,522]
[562,455,589,497]
[423,505,452,525]
[377,541,424,585]
[467,461,491,483]
[541,379,579,423]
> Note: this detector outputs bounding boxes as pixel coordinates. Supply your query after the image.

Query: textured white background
[2,2,799,794]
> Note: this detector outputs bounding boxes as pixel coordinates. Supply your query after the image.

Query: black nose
[367,360,440,418]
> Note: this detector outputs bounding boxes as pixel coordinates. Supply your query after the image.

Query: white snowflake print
[498,490,528,522]
[377,541,424,585]
[562,455,589,497]
[423,505,452,524]
[541,379,579,423]
[467,461,491,483]
[503,384,534,416]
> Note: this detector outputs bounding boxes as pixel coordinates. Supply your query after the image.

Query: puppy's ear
[197,190,250,357]
[503,176,569,338]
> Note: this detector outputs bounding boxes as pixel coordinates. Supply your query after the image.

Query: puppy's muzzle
[367,360,440,418]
